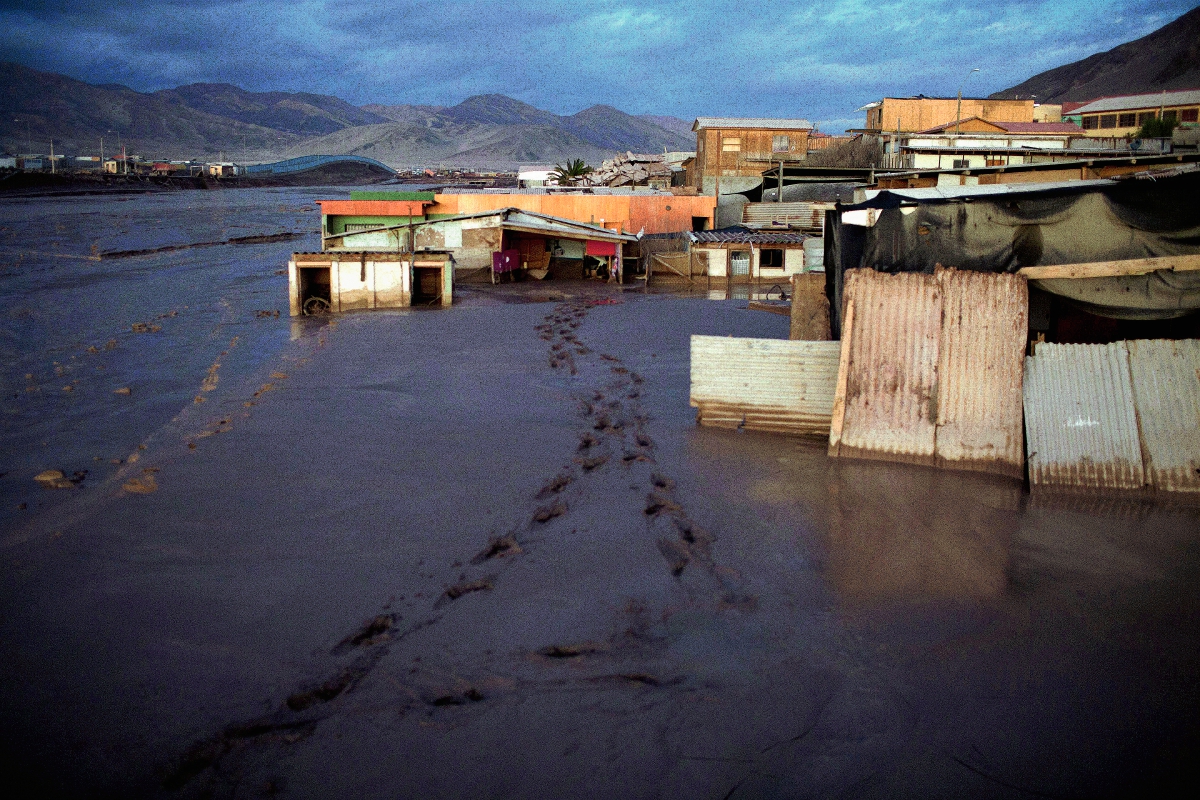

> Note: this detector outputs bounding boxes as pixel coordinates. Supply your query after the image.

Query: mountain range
[992,6,1200,103]
[0,62,693,170]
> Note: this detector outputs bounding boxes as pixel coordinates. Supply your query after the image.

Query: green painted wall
[325,213,458,235]
[349,191,435,201]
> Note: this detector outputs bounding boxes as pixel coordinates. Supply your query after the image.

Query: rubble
[583,152,674,188]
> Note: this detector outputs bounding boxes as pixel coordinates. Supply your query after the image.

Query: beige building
[690,118,813,195]
[1070,89,1200,136]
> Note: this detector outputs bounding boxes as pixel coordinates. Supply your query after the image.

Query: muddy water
[2,190,1200,799]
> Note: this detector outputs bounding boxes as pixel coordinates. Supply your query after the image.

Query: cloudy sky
[2,1,1195,128]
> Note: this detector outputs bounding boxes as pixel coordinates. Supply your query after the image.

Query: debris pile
[585,152,673,188]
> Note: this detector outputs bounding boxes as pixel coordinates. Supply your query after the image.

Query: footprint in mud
[471,534,522,563]
[435,578,494,608]
[537,472,574,497]
[644,492,681,517]
[537,642,607,659]
[657,537,691,576]
[574,454,608,472]
[429,688,485,706]
[577,433,599,451]
[532,501,567,523]
[285,664,366,711]
[332,614,396,655]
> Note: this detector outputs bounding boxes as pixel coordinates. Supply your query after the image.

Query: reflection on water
[822,460,1019,600]
[706,284,792,302]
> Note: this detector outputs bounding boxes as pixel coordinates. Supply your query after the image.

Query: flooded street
[2,189,1199,799]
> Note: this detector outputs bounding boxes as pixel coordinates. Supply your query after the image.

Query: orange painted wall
[432,193,715,235]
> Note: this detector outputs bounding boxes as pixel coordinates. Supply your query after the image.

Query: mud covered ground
[2,189,1200,799]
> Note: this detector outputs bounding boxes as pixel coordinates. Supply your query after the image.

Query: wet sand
[2,190,1200,799]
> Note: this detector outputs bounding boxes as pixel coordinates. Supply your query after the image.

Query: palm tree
[551,159,593,186]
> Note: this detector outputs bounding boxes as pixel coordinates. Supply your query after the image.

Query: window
[730,251,750,276]
[1082,116,1099,130]
[985,157,1005,167]
[722,137,741,152]
[772,135,790,153]
[952,159,970,168]
[1138,111,1157,125]
[1099,115,1117,129]
[1162,110,1177,123]
[1182,108,1199,123]
[760,249,784,268]
[1118,113,1137,127]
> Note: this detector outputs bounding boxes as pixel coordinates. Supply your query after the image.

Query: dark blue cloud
[2,1,1195,128]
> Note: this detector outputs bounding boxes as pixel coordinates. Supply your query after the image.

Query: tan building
[860,97,1035,133]
[690,118,813,195]
[1071,89,1200,136]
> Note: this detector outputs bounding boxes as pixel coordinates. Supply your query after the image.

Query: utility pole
[49,139,55,174]
[955,68,980,137]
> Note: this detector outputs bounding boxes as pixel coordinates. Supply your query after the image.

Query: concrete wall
[289,254,412,316]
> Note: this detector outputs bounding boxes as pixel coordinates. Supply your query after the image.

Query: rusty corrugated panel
[690,335,839,438]
[1127,339,1200,493]
[742,202,825,229]
[829,270,942,465]
[934,269,1028,479]
[1023,342,1145,490]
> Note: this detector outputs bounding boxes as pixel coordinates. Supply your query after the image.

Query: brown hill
[991,6,1200,103]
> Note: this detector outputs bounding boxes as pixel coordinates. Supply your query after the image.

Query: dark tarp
[826,170,1200,323]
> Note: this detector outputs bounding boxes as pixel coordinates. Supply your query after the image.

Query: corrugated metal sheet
[690,336,840,437]
[1127,339,1200,493]
[742,202,828,230]
[1023,342,1145,490]
[935,269,1028,479]
[694,118,813,131]
[829,269,942,465]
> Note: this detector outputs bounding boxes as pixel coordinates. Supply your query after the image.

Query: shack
[686,228,812,283]
[324,207,637,284]
[823,166,1200,336]
[287,251,453,315]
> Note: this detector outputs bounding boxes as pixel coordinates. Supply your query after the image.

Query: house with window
[686,228,814,283]
[690,118,813,195]
[1072,89,1200,136]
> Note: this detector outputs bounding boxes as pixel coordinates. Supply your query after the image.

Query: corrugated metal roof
[935,270,1028,478]
[1127,339,1200,493]
[829,270,942,465]
[1072,89,1200,115]
[690,336,840,437]
[1023,342,1145,490]
[693,118,813,131]
[690,226,808,244]
[742,202,831,230]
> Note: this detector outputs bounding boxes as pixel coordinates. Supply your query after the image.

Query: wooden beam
[827,298,855,457]
[1018,254,1200,280]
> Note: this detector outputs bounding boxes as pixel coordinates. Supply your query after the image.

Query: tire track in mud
[162,295,756,793]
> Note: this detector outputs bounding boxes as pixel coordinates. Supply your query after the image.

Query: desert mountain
[155,83,391,135]
[991,6,1200,103]
[0,62,692,170]
[0,62,299,158]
